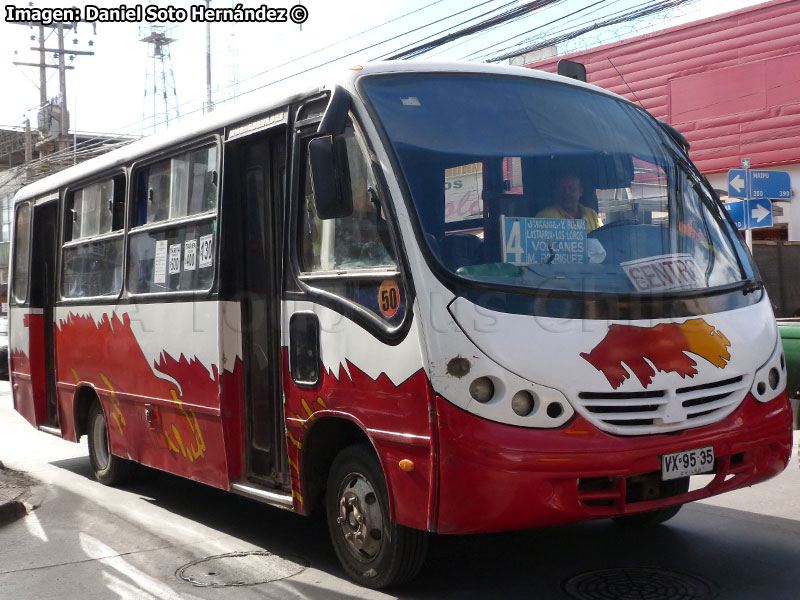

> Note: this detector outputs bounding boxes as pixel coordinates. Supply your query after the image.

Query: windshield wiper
[741,279,764,295]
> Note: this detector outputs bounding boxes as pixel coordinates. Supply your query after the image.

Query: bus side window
[297,119,405,325]
[128,143,219,294]
[11,203,31,304]
[299,122,396,272]
[61,176,125,299]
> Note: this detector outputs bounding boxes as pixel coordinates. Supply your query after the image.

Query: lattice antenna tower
[140,23,180,134]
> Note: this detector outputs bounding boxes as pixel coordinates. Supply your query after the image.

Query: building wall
[526,0,800,239]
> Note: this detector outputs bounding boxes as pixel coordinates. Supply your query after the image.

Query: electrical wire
[461,0,614,61]
[485,0,698,62]
[382,0,563,60]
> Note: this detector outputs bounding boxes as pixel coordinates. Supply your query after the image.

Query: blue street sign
[742,158,751,169]
[728,168,791,200]
[723,198,773,229]
[724,200,746,229]
[728,169,747,198]
[748,198,773,229]
[749,170,791,200]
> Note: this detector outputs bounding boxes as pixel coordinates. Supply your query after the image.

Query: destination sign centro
[621,254,704,292]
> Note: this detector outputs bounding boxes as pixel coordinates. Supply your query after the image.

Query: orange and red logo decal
[581,318,731,389]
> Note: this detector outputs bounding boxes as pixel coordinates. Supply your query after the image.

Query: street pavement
[1,379,799,599]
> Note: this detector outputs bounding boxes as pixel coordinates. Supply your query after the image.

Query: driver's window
[299,121,396,272]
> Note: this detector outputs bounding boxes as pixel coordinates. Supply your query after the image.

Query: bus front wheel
[87,401,135,486]
[326,444,428,589]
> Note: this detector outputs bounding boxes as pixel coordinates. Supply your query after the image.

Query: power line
[485,0,698,63]
[373,0,528,60]
[461,0,614,61]
[383,0,564,60]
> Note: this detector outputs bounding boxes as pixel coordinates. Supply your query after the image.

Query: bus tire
[87,401,135,486]
[326,444,428,589]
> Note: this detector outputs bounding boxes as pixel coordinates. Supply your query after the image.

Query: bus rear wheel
[87,401,135,486]
[326,444,428,589]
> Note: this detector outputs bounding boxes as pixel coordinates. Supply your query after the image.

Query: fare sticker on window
[154,239,168,284]
[621,254,704,292]
[168,244,181,275]
[198,234,214,269]
[184,239,197,271]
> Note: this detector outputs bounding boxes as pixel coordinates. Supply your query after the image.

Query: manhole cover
[565,567,716,600]
[176,551,308,587]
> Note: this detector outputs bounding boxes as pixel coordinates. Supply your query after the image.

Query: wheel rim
[91,411,110,470]
[335,471,385,562]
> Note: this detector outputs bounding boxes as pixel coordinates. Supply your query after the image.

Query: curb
[0,499,28,527]
[0,460,39,527]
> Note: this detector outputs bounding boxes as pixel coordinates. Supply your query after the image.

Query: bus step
[38,425,62,438]
[230,482,294,511]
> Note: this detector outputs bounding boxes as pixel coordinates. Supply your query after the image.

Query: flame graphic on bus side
[54,312,228,479]
[281,348,432,516]
[580,318,731,389]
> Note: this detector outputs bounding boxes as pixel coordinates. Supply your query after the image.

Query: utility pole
[206,0,213,113]
[11,20,95,159]
[57,24,68,151]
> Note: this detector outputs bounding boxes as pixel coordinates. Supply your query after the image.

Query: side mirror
[659,120,690,153]
[308,135,353,220]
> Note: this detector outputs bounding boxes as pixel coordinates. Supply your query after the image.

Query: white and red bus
[9,62,793,588]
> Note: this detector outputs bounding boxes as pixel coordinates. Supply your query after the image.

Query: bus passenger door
[28,200,59,429]
[227,128,288,486]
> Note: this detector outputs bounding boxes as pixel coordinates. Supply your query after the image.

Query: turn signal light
[398,459,415,472]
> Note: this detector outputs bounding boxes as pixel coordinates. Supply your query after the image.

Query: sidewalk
[0,460,35,526]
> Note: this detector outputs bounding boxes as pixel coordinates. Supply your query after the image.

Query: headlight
[750,335,786,402]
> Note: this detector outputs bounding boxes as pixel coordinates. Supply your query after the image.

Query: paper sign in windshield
[501,216,587,265]
[621,254,704,292]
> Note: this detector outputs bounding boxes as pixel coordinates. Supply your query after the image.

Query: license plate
[661,446,714,481]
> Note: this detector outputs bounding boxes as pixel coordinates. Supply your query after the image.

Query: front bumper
[435,391,792,534]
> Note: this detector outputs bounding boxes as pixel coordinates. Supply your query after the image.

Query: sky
[0,0,768,137]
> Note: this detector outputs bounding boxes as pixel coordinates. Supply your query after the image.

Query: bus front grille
[576,375,747,435]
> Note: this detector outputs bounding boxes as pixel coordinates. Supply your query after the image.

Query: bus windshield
[362,73,753,296]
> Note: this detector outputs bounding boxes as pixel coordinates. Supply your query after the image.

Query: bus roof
[13,60,615,204]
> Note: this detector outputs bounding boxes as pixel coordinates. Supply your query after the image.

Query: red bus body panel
[53,311,237,490]
[435,391,792,534]
[282,349,437,531]
[11,312,47,428]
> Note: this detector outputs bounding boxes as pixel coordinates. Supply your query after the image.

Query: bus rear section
[6,63,794,590]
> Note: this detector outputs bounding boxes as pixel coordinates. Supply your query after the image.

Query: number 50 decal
[378,280,400,319]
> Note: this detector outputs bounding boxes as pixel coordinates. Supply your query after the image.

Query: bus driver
[536,173,603,233]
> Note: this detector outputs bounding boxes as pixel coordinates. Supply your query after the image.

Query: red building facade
[526,0,800,238]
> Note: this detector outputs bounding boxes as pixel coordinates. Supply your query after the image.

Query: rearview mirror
[659,121,690,153]
[308,135,353,220]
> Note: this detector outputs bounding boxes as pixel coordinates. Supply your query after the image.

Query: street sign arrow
[751,204,770,223]
[747,198,773,229]
[728,169,748,198]
[730,174,745,193]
